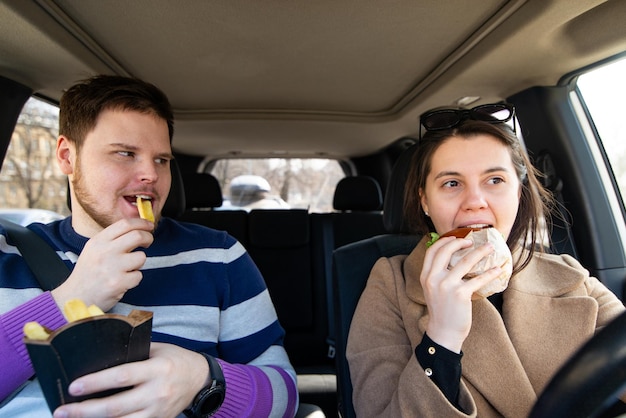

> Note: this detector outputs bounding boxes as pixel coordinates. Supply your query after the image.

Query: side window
[0,97,67,225]
[576,57,626,208]
[209,158,345,212]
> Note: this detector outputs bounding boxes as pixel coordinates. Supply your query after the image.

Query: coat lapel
[503,253,597,393]
[463,298,537,417]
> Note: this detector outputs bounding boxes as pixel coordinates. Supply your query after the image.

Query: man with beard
[0,76,298,418]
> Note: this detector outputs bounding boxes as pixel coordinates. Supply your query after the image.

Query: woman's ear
[419,189,429,216]
[57,136,74,175]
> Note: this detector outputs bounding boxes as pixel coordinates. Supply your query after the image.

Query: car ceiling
[1,0,625,160]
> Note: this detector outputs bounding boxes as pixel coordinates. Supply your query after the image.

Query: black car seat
[161,159,186,218]
[177,172,249,245]
[332,143,421,418]
[330,176,386,248]
[182,172,223,209]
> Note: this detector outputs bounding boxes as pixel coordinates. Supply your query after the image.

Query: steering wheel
[529,309,626,418]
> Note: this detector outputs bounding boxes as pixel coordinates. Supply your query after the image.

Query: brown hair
[404,119,556,276]
[59,75,174,152]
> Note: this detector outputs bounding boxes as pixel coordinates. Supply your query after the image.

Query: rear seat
[319,176,386,248]
[310,176,386,368]
[244,177,386,417]
[178,172,249,246]
[246,208,337,414]
[247,208,322,362]
[176,173,387,417]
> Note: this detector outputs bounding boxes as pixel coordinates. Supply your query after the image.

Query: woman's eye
[488,177,504,185]
[443,180,459,188]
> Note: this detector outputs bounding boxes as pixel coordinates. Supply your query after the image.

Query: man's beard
[71,162,120,230]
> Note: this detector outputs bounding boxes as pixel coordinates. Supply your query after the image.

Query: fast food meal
[23,299,153,411]
[23,299,105,340]
[427,226,513,298]
[63,298,105,322]
[136,196,154,222]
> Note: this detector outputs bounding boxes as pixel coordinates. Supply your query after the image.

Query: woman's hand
[420,236,502,353]
[52,343,209,418]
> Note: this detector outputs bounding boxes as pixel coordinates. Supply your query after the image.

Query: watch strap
[183,353,226,418]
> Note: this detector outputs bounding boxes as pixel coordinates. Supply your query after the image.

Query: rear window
[208,158,346,212]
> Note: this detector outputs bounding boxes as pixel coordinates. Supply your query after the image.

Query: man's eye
[117,151,134,157]
[155,158,170,165]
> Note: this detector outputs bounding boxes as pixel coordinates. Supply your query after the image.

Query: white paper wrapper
[447,228,513,298]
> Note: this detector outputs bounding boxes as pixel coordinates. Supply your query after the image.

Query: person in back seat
[0,75,297,417]
[347,104,625,417]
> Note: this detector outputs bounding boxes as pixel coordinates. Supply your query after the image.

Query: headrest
[333,176,383,211]
[162,159,186,219]
[383,143,419,234]
[184,172,223,209]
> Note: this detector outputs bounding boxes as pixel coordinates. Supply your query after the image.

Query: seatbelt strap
[321,216,336,359]
[0,218,70,291]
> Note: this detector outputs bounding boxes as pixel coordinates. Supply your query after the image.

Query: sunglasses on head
[420,103,515,133]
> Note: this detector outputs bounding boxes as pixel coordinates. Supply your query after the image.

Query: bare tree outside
[0,98,68,215]
[211,158,345,212]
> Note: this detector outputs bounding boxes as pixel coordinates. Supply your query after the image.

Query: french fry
[24,299,106,340]
[87,304,105,317]
[23,321,51,340]
[136,196,154,222]
[63,299,91,322]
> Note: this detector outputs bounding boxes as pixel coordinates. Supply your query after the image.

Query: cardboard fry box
[24,309,152,412]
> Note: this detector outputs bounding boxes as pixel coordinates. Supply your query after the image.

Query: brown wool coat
[347,236,625,418]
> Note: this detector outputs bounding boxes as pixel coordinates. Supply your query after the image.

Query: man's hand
[51,218,155,312]
[52,343,210,418]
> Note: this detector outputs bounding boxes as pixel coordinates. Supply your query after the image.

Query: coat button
[425,368,433,377]
[428,346,436,355]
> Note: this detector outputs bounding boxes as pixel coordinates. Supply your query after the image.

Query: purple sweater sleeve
[0,292,67,401]
[217,361,298,418]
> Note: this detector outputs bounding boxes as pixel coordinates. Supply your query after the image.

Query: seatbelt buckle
[326,337,336,359]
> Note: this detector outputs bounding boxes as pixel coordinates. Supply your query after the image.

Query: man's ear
[57,136,74,175]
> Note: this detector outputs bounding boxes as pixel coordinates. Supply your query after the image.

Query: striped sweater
[0,217,297,417]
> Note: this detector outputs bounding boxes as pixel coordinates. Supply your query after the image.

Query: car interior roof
[1,0,626,159]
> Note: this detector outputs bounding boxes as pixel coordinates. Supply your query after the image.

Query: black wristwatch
[183,353,226,418]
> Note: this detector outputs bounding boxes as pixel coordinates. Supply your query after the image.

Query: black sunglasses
[420,103,515,132]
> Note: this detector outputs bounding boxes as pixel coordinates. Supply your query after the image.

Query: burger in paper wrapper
[441,226,513,298]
